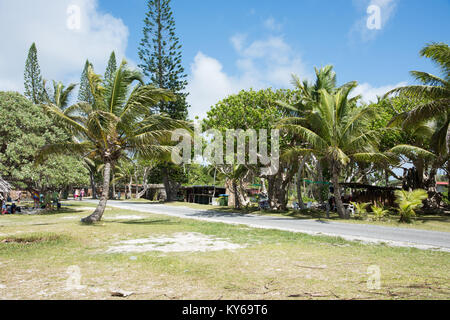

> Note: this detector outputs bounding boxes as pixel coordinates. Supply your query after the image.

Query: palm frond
[389,144,436,160]
[410,71,448,87]
[403,98,450,127]
[420,42,450,77]
[35,141,93,164]
[385,85,449,100]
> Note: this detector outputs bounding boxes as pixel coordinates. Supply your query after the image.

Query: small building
[340,183,401,207]
[180,186,226,205]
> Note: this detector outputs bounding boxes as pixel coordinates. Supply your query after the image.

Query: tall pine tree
[138,0,189,201]
[138,0,189,120]
[24,43,44,104]
[78,59,94,104]
[104,51,118,85]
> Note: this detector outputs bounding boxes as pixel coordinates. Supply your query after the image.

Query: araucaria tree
[138,0,190,200]
[24,43,45,104]
[39,60,188,223]
[104,51,118,85]
[78,59,95,104]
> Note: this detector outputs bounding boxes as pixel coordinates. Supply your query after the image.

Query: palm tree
[113,158,136,199]
[279,81,387,218]
[277,66,339,209]
[38,59,189,223]
[43,80,77,110]
[385,42,449,155]
[385,42,449,198]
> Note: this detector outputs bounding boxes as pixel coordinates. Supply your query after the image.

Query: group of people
[32,191,61,210]
[74,189,85,201]
[1,200,20,215]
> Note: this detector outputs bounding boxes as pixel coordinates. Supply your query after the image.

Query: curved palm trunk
[81,162,111,223]
[331,162,346,219]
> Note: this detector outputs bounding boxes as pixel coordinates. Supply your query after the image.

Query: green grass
[0,201,448,300]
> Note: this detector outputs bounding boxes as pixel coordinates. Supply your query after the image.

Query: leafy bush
[394,189,428,223]
[371,204,389,221]
[442,191,450,206]
[351,202,370,220]
[302,196,316,204]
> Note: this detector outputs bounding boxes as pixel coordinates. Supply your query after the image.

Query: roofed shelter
[0,177,11,201]
[340,182,401,207]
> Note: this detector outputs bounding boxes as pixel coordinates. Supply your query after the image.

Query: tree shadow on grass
[38,209,83,216]
[113,219,177,226]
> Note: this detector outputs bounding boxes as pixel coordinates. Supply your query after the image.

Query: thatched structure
[0,177,11,200]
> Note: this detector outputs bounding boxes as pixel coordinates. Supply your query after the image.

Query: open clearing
[0,201,449,300]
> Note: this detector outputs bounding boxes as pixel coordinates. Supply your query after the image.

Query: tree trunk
[267,173,288,211]
[296,157,308,210]
[135,173,139,198]
[296,175,305,210]
[136,168,150,199]
[232,180,241,209]
[90,172,97,200]
[331,162,346,219]
[448,160,450,202]
[128,176,132,200]
[260,178,267,194]
[112,183,116,200]
[162,167,179,201]
[81,161,111,223]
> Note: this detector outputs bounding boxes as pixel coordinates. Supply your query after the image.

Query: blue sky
[0,0,449,119]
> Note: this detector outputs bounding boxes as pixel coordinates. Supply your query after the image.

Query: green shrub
[351,202,370,220]
[442,191,450,206]
[371,204,389,221]
[394,189,428,223]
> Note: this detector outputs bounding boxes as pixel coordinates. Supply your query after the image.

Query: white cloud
[349,0,399,42]
[230,34,247,52]
[0,0,129,94]
[186,52,239,120]
[187,35,310,120]
[352,81,407,104]
[264,17,282,31]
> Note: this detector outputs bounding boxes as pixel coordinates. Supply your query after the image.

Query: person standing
[80,189,85,201]
[39,193,44,208]
[33,192,39,209]
[74,189,79,201]
[1,200,6,215]
[53,191,59,209]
